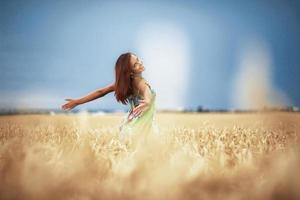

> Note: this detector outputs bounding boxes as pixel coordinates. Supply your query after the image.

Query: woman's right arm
[61,83,115,111]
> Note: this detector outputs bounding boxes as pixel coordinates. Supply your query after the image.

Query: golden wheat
[0,112,299,200]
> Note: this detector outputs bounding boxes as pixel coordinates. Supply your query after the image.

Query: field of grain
[0,112,299,200]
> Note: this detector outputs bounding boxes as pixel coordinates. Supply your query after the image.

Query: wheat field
[0,112,299,200]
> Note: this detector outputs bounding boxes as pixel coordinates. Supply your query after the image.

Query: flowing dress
[119,80,159,145]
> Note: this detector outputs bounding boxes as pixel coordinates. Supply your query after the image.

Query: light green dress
[119,80,159,145]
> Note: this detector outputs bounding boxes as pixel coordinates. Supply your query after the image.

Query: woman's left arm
[131,81,152,117]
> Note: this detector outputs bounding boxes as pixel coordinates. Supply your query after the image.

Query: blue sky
[1,0,300,110]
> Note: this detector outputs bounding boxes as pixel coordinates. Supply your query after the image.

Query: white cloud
[135,21,191,110]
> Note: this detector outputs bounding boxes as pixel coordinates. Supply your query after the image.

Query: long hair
[114,52,134,104]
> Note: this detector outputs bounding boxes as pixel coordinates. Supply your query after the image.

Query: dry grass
[0,112,299,200]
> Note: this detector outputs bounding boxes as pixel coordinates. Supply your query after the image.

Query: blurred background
[1,0,300,112]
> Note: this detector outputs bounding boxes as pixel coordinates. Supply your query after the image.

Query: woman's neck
[131,73,143,79]
[131,73,143,94]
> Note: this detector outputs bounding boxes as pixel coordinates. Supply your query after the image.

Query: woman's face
[130,54,145,74]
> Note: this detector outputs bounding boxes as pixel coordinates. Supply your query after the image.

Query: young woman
[61,52,158,143]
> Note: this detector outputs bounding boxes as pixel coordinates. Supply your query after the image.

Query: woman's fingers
[132,106,144,117]
[132,105,142,114]
[135,110,142,117]
[61,98,78,111]
[132,109,138,116]
[62,101,73,110]
[131,100,150,117]
[128,114,134,121]
[62,104,69,110]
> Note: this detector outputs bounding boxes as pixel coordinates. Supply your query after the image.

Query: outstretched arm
[76,83,115,105]
[61,83,115,111]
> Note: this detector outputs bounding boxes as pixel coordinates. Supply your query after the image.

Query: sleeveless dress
[119,79,159,145]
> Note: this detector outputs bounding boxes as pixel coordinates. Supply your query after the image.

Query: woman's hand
[61,99,79,111]
[131,99,150,118]
[127,110,135,122]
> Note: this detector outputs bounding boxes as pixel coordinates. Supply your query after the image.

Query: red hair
[114,52,135,105]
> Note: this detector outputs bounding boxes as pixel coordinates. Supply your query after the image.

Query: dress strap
[136,80,152,96]
[145,81,151,90]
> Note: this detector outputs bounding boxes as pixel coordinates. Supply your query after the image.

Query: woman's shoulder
[136,78,152,91]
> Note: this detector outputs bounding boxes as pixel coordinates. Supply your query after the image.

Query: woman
[61,52,159,145]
